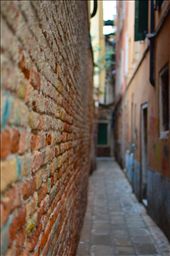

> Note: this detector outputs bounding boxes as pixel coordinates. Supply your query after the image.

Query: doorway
[140,103,148,206]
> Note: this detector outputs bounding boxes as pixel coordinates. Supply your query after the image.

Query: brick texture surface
[0,1,93,255]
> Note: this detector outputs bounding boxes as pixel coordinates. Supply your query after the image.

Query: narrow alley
[1,0,170,255]
[77,159,170,256]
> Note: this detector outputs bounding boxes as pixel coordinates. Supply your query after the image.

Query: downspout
[90,0,98,71]
[149,0,155,86]
[89,0,98,67]
[91,0,98,18]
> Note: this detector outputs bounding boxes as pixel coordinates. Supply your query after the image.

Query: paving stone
[116,246,135,255]
[135,243,157,255]
[90,245,113,256]
[113,238,133,247]
[132,236,153,244]
[76,159,170,256]
[91,234,112,246]
[77,242,90,256]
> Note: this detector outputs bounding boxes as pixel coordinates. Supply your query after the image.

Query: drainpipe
[149,0,155,86]
[91,0,98,18]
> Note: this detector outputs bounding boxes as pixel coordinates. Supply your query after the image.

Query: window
[134,0,148,41]
[160,65,170,136]
[97,123,108,145]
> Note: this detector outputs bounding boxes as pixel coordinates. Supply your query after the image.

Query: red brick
[39,224,51,251]
[26,192,38,219]
[28,111,40,130]
[25,83,34,104]
[1,158,18,192]
[17,81,27,100]
[11,128,20,153]
[18,53,30,80]
[0,186,20,227]
[55,145,60,157]
[46,133,52,145]
[15,228,26,254]
[30,134,41,151]
[9,207,26,243]
[38,183,48,205]
[1,1,93,255]
[0,130,11,159]
[18,130,30,154]
[31,151,44,173]
[30,69,41,90]
[17,249,29,256]
[26,223,42,252]
[38,195,49,219]
[21,178,36,200]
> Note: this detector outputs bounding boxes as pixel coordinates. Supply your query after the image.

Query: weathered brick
[10,128,20,153]
[26,192,38,219]
[1,158,19,192]
[13,227,26,255]
[0,186,21,227]
[31,151,44,173]
[30,69,41,90]
[30,133,42,151]
[1,0,93,255]
[1,94,12,130]
[28,111,40,130]
[18,130,30,154]
[9,99,29,127]
[0,215,14,255]
[26,223,42,252]
[21,178,36,200]
[9,207,26,243]
[18,52,30,80]
[49,185,57,205]
[0,129,11,159]
[46,133,52,145]
[17,81,27,100]
[38,195,49,219]
[38,182,48,205]
[25,83,34,104]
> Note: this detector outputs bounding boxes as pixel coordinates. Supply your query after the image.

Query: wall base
[147,169,170,241]
[124,154,170,241]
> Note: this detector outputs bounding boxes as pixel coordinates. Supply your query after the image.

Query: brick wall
[0,1,93,255]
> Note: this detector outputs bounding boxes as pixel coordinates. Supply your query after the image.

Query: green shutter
[97,123,108,145]
[134,0,148,41]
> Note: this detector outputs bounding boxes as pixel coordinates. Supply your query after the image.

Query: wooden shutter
[134,0,148,41]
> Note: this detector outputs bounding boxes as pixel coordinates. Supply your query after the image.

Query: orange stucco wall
[121,14,170,177]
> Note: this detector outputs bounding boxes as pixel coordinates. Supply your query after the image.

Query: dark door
[141,103,148,206]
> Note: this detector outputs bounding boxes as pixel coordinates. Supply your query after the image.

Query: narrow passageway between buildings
[77,159,170,256]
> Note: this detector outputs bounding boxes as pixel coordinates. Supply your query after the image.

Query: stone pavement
[76,158,170,256]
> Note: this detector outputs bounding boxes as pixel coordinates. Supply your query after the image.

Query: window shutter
[134,0,148,41]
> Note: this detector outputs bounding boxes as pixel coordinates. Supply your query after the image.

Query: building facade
[91,3,116,157]
[0,1,93,255]
[90,0,105,105]
[115,0,170,240]
[96,31,116,157]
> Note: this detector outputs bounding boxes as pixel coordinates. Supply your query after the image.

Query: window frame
[159,64,170,139]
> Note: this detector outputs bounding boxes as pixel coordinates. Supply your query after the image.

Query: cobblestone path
[77,158,170,256]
